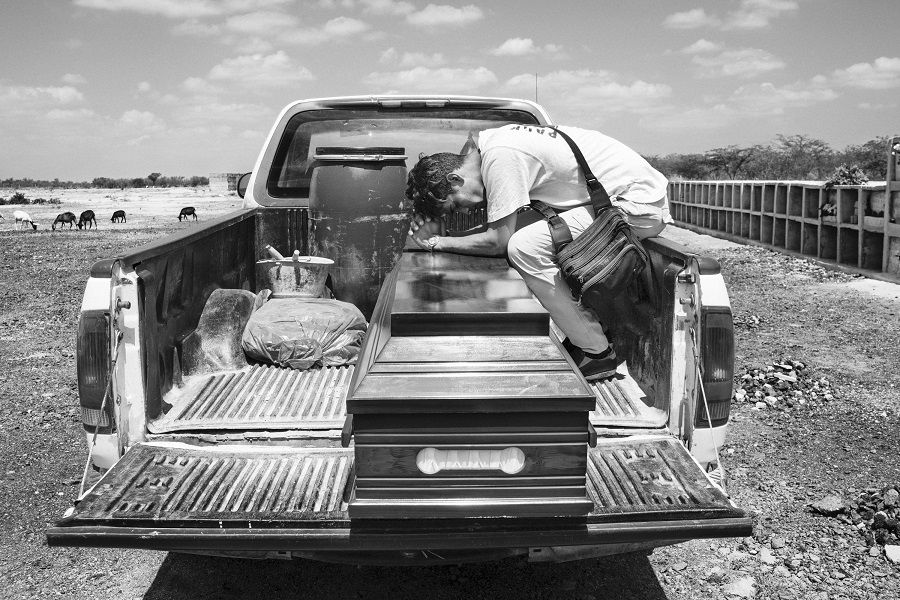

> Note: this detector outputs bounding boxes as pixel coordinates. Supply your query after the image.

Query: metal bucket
[255,256,334,297]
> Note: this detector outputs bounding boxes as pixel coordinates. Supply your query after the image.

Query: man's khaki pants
[506,197,669,355]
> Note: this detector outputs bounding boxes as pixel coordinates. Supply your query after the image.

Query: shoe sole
[583,367,618,381]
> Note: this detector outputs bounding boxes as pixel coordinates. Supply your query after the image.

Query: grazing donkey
[111,209,126,223]
[178,206,197,221]
[77,210,98,230]
[52,212,78,230]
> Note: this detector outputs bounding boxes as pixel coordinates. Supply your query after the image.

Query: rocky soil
[1,195,898,599]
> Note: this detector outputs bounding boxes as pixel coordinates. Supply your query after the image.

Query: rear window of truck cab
[266,108,540,199]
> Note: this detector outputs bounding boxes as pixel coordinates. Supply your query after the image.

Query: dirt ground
[0,189,898,599]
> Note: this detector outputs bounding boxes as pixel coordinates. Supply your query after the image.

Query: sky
[1,0,899,180]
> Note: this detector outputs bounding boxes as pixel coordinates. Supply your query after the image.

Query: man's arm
[432,212,517,257]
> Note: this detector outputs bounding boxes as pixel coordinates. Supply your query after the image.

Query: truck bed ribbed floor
[149,364,352,434]
[589,364,668,428]
[149,360,663,434]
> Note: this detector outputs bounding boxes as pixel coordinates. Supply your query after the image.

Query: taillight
[77,310,114,434]
[697,307,734,428]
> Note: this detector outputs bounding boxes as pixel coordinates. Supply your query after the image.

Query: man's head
[406,151,484,218]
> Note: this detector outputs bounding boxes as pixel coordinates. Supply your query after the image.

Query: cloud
[137,81,152,93]
[359,0,414,15]
[172,101,273,129]
[74,0,290,19]
[363,66,497,93]
[224,11,298,35]
[317,0,355,8]
[234,37,275,54]
[858,102,898,110]
[691,48,785,78]
[728,81,838,114]
[0,84,83,109]
[727,0,798,30]
[679,39,722,54]
[207,51,315,87]
[279,17,371,44]
[490,38,564,58]
[172,19,221,36]
[61,73,87,85]
[182,76,224,96]
[504,70,672,114]
[640,77,837,133]
[664,8,720,29]
[118,109,165,131]
[379,48,446,68]
[640,105,734,132]
[46,108,97,121]
[663,1,797,31]
[831,57,900,90]
[406,4,483,28]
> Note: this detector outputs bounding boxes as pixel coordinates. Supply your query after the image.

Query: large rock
[810,495,846,516]
[723,576,756,598]
[884,488,899,508]
[885,545,900,564]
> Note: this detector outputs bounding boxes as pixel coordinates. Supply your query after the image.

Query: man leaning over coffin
[406,124,672,381]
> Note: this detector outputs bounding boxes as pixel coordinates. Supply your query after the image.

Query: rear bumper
[47,517,751,552]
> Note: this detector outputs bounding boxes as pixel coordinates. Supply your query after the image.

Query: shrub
[825,164,869,187]
[8,191,29,204]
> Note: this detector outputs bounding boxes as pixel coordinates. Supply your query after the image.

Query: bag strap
[527,125,614,253]
[545,126,613,213]
[530,199,572,253]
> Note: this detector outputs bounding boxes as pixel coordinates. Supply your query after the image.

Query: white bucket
[256,256,334,297]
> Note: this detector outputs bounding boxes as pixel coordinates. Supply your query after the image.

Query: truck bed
[149,361,664,435]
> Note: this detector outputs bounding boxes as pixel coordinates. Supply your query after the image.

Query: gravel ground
[1,194,898,599]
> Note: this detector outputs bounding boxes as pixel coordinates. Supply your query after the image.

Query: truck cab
[48,96,749,563]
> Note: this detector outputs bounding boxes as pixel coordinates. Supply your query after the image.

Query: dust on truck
[47,96,751,563]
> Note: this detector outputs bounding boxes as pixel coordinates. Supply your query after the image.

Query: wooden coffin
[347,253,596,518]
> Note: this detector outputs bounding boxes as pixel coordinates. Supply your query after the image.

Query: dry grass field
[0,189,898,599]
[1,186,242,230]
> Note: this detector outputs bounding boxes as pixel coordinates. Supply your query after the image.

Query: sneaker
[562,339,619,381]
[576,347,619,381]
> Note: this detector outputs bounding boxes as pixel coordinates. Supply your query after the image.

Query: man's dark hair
[405,152,465,218]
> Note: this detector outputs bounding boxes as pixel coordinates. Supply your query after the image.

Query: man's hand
[408,214,442,250]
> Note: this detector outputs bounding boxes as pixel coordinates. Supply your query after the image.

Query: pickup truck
[47,95,751,564]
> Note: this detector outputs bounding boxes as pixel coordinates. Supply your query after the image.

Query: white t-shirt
[478,124,669,223]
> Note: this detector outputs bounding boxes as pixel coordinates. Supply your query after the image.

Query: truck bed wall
[125,211,258,420]
[596,237,686,412]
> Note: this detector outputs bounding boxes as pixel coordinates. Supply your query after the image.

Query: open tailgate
[47,437,749,552]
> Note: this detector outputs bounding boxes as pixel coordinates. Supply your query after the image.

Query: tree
[773,134,834,180]
[838,136,891,180]
[704,145,758,179]
[147,172,161,186]
[646,153,712,180]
